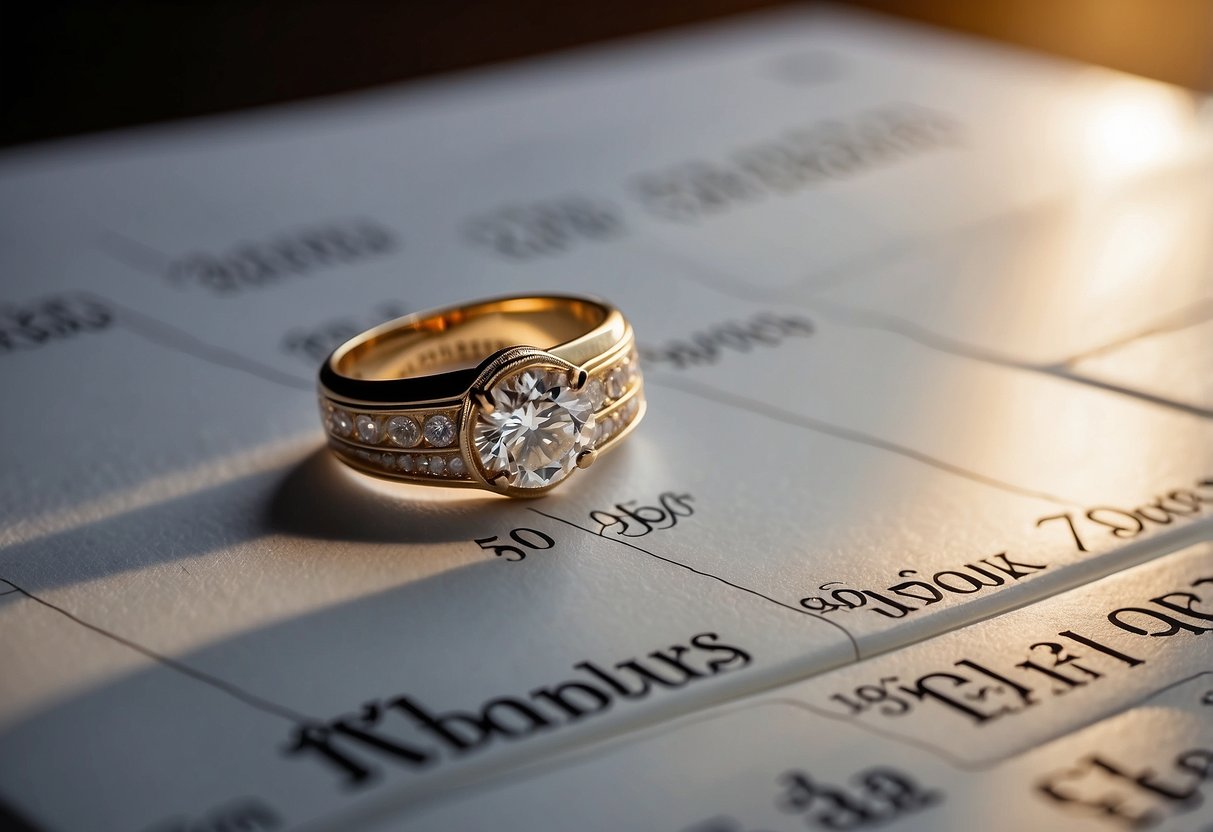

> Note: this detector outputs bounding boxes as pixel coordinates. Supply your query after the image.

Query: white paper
[388,544,1213,832]
[0,6,1210,831]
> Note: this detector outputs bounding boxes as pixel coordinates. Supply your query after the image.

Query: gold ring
[317,294,644,497]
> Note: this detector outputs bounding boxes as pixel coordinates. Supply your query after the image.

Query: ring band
[318,294,645,496]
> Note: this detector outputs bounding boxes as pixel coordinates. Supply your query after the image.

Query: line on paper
[626,228,917,303]
[529,508,862,662]
[1048,373,1212,420]
[1054,297,1213,367]
[808,301,1213,420]
[649,372,1082,507]
[772,668,1213,773]
[83,292,314,392]
[0,578,311,725]
[630,236,1211,419]
[97,230,173,275]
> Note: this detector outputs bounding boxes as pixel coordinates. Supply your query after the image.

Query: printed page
[386,544,1213,832]
[0,6,1209,831]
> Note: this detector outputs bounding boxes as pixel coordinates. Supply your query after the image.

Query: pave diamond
[424,414,456,447]
[330,409,354,437]
[387,415,421,448]
[585,377,605,410]
[355,414,381,444]
[473,367,595,489]
[605,367,626,399]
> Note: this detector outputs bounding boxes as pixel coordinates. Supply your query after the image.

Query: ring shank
[321,295,622,406]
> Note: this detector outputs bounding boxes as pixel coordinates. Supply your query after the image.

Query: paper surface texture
[0,6,1210,831]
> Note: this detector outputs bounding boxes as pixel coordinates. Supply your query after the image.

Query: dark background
[2,1,1212,148]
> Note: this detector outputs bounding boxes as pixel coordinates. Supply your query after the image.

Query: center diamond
[473,367,596,489]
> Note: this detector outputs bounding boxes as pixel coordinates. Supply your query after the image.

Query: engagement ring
[318,294,644,497]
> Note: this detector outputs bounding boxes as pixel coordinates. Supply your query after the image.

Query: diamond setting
[387,415,421,448]
[321,344,642,491]
[605,367,625,400]
[585,377,605,410]
[355,414,381,444]
[330,409,354,437]
[424,414,456,447]
[473,366,596,489]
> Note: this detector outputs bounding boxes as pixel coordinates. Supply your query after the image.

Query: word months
[287,632,751,787]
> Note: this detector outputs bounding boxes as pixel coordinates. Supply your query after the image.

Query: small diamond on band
[330,409,354,437]
[424,414,456,447]
[355,414,381,444]
[606,367,625,400]
[586,377,605,409]
[387,415,421,448]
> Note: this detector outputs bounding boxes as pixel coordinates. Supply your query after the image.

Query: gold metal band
[317,294,644,496]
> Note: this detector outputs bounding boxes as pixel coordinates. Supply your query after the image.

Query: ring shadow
[265,449,522,545]
[0,444,527,597]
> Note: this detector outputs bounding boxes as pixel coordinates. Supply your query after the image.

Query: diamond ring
[317,294,644,497]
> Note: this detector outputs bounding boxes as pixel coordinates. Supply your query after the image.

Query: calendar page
[0,6,1210,831]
